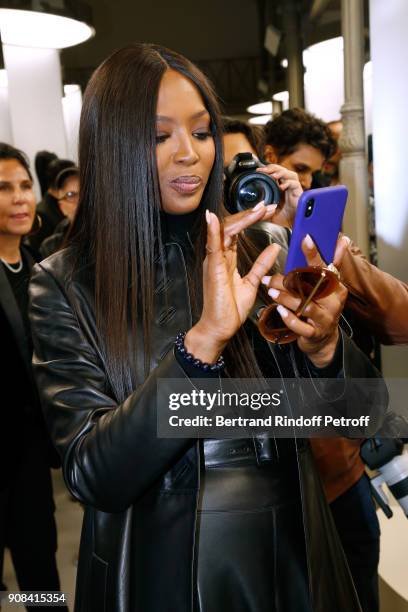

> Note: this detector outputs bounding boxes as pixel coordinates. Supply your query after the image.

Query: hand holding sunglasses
[259,234,349,367]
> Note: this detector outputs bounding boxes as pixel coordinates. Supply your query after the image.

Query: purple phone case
[284,185,348,275]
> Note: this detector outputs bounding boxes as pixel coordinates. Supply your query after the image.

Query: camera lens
[238,179,266,206]
[232,174,279,212]
[224,153,281,214]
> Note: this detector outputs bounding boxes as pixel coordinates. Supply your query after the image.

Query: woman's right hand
[185,210,280,363]
[261,235,349,368]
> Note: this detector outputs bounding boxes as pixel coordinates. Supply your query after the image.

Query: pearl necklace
[0,257,23,273]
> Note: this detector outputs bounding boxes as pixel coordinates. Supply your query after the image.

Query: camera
[361,438,408,518]
[224,152,280,214]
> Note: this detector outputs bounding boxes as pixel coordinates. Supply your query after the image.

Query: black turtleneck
[161,208,203,249]
[161,208,217,377]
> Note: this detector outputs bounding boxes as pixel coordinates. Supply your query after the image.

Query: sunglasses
[257,264,340,344]
[58,191,79,203]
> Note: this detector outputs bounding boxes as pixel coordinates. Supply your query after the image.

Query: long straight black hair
[69,43,262,400]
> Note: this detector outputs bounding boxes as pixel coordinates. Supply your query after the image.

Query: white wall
[370,0,408,376]
[3,45,67,168]
[304,37,344,122]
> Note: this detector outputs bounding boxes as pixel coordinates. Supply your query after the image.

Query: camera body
[224,152,280,214]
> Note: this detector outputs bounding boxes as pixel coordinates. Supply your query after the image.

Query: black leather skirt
[196,438,361,612]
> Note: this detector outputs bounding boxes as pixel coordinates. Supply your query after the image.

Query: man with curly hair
[264,108,336,191]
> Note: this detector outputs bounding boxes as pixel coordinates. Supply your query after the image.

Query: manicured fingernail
[304,234,314,249]
[343,235,351,245]
[205,209,211,224]
[277,305,289,319]
[261,275,271,285]
[266,204,277,212]
[252,201,265,211]
[268,288,280,299]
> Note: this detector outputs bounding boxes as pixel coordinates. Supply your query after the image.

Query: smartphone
[284,185,348,275]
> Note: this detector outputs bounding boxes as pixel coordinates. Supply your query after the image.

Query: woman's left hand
[261,235,349,368]
[185,211,281,363]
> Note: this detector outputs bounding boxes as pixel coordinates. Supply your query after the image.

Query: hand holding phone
[284,186,348,275]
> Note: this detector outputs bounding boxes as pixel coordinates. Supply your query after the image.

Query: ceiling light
[247,101,273,115]
[64,84,81,96]
[248,115,272,125]
[272,91,289,103]
[303,36,343,70]
[0,8,94,49]
[247,91,289,115]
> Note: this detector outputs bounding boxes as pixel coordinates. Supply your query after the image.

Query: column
[339,0,369,256]
[281,0,305,108]
[0,69,12,143]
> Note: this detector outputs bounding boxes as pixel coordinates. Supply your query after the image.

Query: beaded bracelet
[175,331,225,373]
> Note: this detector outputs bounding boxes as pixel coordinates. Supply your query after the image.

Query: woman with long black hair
[29,44,382,612]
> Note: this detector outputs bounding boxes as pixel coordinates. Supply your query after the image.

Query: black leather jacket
[29,241,386,612]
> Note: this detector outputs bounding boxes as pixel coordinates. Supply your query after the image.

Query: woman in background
[40,166,79,259]
[0,143,66,610]
[28,156,74,251]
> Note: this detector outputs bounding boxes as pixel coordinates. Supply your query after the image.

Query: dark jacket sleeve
[29,263,197,513]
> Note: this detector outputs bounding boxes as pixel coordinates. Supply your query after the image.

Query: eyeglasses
[58,191,79,203]
[257,264,340,344]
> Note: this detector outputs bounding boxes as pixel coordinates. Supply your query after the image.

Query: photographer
[222,116,299,273]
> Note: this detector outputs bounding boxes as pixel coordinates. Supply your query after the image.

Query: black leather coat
[28,241,386,612]
[0,245,60,475]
